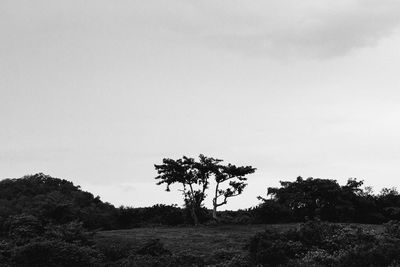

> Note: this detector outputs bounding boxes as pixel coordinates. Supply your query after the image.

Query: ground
[96,223,383,258]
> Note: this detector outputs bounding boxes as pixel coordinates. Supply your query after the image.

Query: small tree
[211,164,256,220]
[154,155,213,225]
[155,155,256,224]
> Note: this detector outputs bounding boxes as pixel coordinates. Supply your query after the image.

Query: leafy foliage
[155,155,255,223]
[155,155,213,225]
[0,173,117,230]
[1,215,102,266]
[10,240,101,267]
[248,220,400,267]
[258,176,394,223]
[116,204,186,228]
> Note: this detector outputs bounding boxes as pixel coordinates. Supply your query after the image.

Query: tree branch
[216,192,241,207]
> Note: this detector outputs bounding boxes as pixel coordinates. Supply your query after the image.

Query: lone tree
[211,163,255,220]
[154,154,255,224]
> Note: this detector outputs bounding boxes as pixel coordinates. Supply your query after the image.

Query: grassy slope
[96,225,295,257]
[97,223,383,258]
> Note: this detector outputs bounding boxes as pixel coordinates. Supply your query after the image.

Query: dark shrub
[218,210,255,224]
[116,204,186,228]
[183,201,210,225]
[248,229,305,266]
[0,240,11,266]
[44,220,94,245]
[247,220,400,267]
[296,248,339,267]
[338,240,400,267]
[147,204,185,226]
[6,214,43,243]
[95,238,136,262]
[384,220,400,238]
[121,253,205,267]
[11,240,101,267]
[136,239,171,256]
[251,200,291,223]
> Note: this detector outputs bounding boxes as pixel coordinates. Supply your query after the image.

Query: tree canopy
[155,154,255,224]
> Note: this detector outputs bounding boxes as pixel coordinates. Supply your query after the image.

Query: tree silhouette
[154,155,209,225]
[154,155,255,224]
[211,163,256,220]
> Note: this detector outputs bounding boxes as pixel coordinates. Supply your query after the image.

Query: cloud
[3,0,400,59]
[169,0,400,59]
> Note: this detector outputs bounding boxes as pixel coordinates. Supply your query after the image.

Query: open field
[96,223,384,258]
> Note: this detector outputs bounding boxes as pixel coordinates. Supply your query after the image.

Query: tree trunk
[191,206,199,226]
[213,182,220,222]
[212,205,219,221]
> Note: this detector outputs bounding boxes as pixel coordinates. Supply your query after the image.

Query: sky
[1,0,400,210]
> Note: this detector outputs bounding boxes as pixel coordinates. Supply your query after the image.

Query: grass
[96,224,383,263]
[96,224,294,257]
[95,223,384,259]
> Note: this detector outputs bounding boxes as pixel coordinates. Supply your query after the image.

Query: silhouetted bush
[256,177,400,224]
[0,213,100,266]
[248,229,305,266]
[10,240,101,267]
[44,220,95,246]
[384,220,400,238]
[116,204,186,228]
[251,200,291,223]
[247,220,400,267]
[136,239,171,256]
[6,214,44,243]
[95,238,136,262]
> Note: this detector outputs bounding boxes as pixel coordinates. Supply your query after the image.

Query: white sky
[1,0,400,209]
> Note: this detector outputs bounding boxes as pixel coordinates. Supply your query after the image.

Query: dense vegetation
[255,176,400,224]
[2,173,400,229]
[94,221,400,266]
[1,173,400,266]
[248,220,400,266]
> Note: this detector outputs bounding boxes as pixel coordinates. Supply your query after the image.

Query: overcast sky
[1,0,400,209]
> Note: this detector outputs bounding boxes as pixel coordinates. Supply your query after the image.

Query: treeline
[117,176,400,227]
[0,173,193,230]
[1,174,400,230]
[255,176,400,224]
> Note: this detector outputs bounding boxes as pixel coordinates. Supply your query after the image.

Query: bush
[136,239,171,256]
[10,240,101,267]
[120,252,206,267]
[0,240,11,266]
[95,238,136,262]
[6,214,43,243]
[248,229,305,266]
[384,220,400,238]
[1,218,101,266]
[116,204,186,228]
[247,220,400,267]
[338,241,400,267]
[44,221,94,245]
[296,249,339,267]
[250,200,291,223]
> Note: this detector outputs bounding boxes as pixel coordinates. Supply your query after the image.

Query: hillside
[96,223,384,257]
[0,173,117,229]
